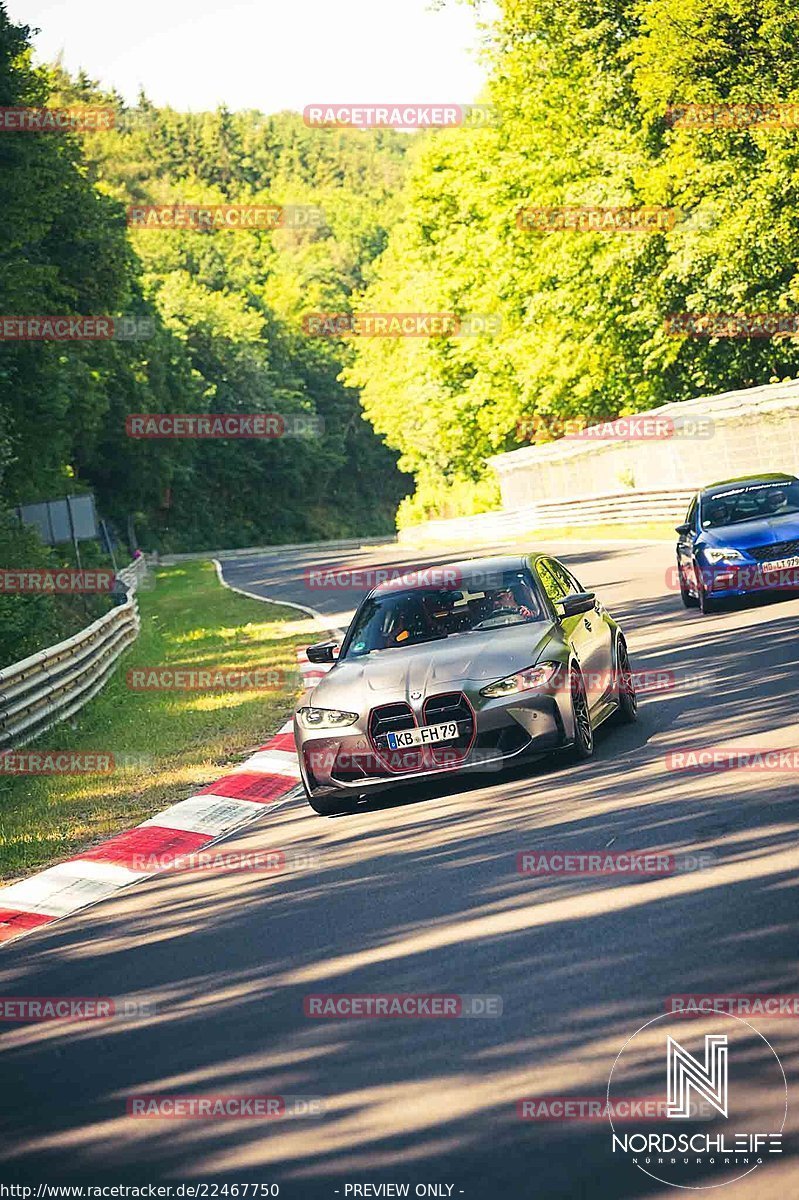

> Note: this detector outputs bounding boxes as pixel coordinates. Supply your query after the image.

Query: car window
[548,558,583,595]
[701,479,799,528]
[536,561,568,603]
[685,496,697,529]
[339,569,543,659]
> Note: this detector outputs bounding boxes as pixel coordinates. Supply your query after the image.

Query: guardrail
[397,488,696,547]
[0,557,147,750]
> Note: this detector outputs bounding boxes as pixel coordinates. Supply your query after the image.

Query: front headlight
[296,706,359,730]
[480,661,562,699]
[703,547,747,564]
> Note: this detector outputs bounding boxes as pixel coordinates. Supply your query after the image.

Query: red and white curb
[0,573,337,946]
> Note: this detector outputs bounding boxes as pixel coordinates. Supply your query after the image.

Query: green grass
[391,521,675,552]
[0,561,326,883]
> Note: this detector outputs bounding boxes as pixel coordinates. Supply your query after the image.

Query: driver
[491,586,535,619]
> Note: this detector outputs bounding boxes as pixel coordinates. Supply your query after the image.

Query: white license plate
[386,722,460,750]
[761,556,799,572]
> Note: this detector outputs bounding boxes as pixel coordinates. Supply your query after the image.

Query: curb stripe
[0,627,334,943]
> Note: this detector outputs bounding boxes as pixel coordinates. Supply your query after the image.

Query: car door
[676,495,699,589]
[547,557,613,709]
[534,558,597,705]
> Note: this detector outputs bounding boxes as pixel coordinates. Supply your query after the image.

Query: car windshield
[340,569,542,659]
[701,479,799,528]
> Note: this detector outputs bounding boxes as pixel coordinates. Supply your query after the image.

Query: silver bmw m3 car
[294,554,637,814]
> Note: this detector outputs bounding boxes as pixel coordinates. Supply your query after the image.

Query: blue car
[676,473,799,614]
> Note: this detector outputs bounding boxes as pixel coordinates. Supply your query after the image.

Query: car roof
[370,554,530,596]
[701,472,797,497]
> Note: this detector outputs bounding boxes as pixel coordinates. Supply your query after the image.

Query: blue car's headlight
[702,547,747,564]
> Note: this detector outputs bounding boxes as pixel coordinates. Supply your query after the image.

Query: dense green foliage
[0,4,410,556]
[348,0,799,523]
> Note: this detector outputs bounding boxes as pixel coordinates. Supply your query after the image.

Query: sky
[7,0,496,114]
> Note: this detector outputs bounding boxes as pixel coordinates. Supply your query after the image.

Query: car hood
[307,621,558,707]
[698,512,799,551]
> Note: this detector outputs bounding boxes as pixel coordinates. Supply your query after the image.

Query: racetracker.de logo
[666,564,799,592]
[305,566,461,590]
[0,752,115,775]
[666,312,799,338]
[0,316,154,341]
[126,667,294,691]
[517,851,714,876]
[0,106,115,131]
[667,747,799,772]
[0,996,155,1021]
[127,204,324,230]
[665,102,799,130]
[517,1097,714,1121]
[127,1095,323,1119]
[517,206,677,233]
[304,993,502,1018]
[303,103,497,128]
[0,569,115,593]
[667,995,799,1018]
[302,312,501,337]
[126,413,322,438]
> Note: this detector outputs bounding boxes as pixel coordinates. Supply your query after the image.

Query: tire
[615,637,638,724]
[698,581,719,615]
[568,667,594,760]
[679,562,699,608]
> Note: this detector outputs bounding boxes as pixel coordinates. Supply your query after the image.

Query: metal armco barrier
[397,488,697,547]
[0,557,147,750]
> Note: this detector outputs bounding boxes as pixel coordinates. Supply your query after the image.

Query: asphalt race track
[1,537,798,1199]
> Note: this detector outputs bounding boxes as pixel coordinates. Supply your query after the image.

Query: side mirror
[557,591,596,618]
[306,640,339,664]
[675,523,692,536]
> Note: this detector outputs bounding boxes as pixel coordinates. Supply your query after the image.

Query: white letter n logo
[667,1034,728,1118]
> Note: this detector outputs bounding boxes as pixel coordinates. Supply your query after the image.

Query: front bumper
[295,688,570,800]
[697,561,799,598]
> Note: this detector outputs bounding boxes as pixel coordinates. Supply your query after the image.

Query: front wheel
[679,562,699,608]
[568,667,594,760]
[698,581,719,615]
